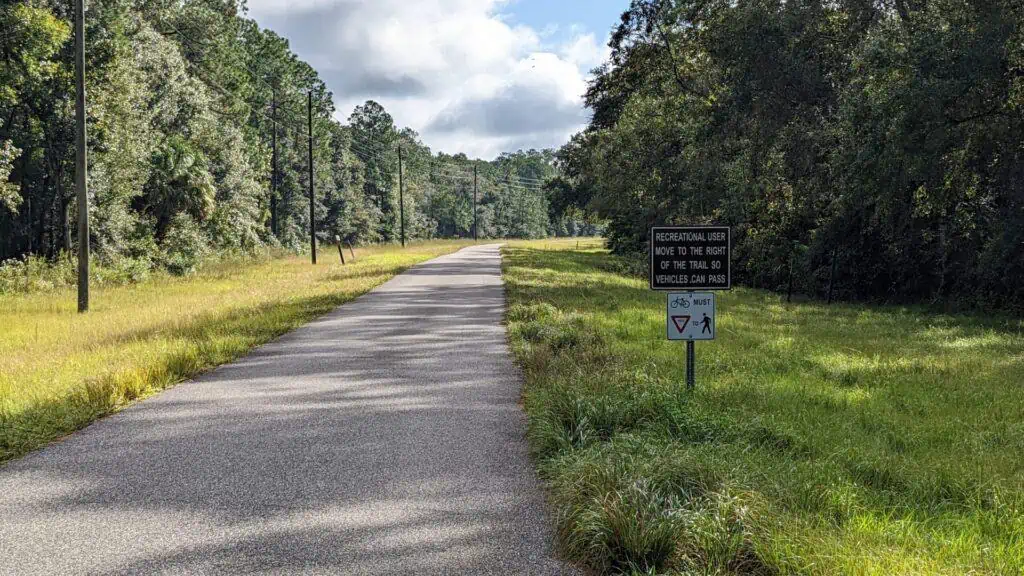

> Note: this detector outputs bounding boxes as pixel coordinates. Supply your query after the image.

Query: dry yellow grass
[0,240,474,461]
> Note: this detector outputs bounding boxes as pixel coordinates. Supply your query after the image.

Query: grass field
[0,241,474,463]
[503,240,1024,575]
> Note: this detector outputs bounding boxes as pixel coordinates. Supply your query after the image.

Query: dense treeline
[0,0,588,285]
[556,0,1024,309]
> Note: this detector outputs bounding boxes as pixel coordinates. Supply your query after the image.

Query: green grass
[503,241,1024,575]
[0,240,475,463]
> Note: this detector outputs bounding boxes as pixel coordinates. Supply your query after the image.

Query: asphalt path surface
[0,245,576,575]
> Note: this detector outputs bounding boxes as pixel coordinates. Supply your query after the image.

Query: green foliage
[505,242,1024,574]
[160,212,209,275]
[147,136,216,234]
[0,3,70,104]
[349,101,399,241]
[561,0,1024,309]
[0,251,151,294]
[0,254,75,294]
[0,138,20,213]
[0,0,573,283]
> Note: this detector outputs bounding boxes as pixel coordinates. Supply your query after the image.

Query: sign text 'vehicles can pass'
[650,226,731,291]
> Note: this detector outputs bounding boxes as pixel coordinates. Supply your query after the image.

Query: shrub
[0,254,76,294]
[160,213,210,276]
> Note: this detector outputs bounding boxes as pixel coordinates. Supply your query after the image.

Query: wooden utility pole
[473,166,478,241]
[270,88,278,236]
[75,0,89,313]
[397,144,405,247]
[308,91,316,265]
[334,235,346,265]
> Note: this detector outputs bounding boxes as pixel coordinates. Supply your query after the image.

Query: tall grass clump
[503,241,1024,575]
[0,242,294,296]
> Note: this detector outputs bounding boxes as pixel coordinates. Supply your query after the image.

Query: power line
[504,179,546,191]
[507,174,550,185]
[430,163,474,178]
[433,172,473,180]
[349,135,395,156]
[347,139,391,162]
[346,145,383,164]
[157,14,328,146]
[156,14,320,124]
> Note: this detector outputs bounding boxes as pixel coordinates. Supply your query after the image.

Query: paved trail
[0,245,575,575]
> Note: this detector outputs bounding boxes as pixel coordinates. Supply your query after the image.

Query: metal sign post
[651,227,731,390]
[686,342,695,390]
[666,292,716,390]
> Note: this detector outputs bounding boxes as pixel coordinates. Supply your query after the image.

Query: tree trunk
[936,221,948,302]
[827,249,838,305]
[786,255,795,303]
[26,196,33,254]
[62,195,72,254]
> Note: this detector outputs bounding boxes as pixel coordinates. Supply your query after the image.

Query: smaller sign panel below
[667,292,716,341]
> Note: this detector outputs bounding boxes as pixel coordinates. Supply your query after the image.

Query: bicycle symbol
[670,297,690,309]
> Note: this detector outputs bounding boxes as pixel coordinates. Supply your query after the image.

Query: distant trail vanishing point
[0,244,576,576]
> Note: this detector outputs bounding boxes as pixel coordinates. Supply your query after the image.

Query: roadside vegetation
[550,0,1024,310]
[0,241,471,462]
[504,241,1024,575]
[2,1,591,285]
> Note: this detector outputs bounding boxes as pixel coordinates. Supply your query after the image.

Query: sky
[243,0,628,160]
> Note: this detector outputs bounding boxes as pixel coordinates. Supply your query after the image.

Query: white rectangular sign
[666,292,716,341]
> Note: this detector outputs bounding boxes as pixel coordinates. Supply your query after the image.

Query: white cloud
[245,0,603,159]
[561,32,611,72]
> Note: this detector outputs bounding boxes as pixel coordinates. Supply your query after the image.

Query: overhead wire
[507,174,549,184]
[154,12,346,154]
[349,135,395,156]
[159,14,335,126]
[346,139,391,163]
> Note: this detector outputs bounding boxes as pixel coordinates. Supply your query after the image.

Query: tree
[349,100,398,241]
[560,0,1024,308]
[0,2,565,283]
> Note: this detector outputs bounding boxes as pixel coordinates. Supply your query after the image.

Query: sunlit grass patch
[502,242,1024,575]
[0,241,473,462]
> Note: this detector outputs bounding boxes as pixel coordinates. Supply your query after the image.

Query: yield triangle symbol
[671,315,691,333]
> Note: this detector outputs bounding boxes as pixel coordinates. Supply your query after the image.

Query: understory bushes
[0,243,279,295]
